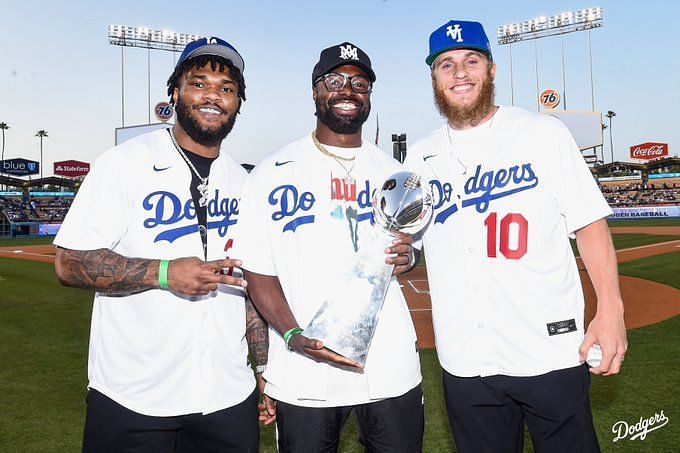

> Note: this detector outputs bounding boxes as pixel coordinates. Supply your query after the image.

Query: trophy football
[304,171,433,366]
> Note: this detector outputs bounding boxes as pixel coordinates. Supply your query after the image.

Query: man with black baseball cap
[235,42,424,452]
[405,19,625,453]
[55,36,269,451]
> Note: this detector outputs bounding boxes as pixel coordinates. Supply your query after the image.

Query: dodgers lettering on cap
[426,20,493,66]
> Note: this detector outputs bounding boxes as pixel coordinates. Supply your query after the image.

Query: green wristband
[159,260,170,290]
[283,327,304,351]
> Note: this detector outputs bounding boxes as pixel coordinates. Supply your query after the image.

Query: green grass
[610,233,679,250]
[571,233,679,256]
[608,218,680,227]
[0,236,55,247]
[1,258,678,452]
[618,252,680,289]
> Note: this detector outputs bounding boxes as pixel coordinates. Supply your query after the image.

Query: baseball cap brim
[426,45,492,66]
[315,61,376,83]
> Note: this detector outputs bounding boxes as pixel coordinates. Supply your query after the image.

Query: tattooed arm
[54,247,246,296]
[245,294,269,368]
[245,294,276,425]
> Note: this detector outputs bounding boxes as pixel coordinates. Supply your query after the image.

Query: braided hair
[166,54,246,113]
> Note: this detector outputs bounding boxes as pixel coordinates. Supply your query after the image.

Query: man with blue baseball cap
[55,36,269,451]
[405,20,626,453]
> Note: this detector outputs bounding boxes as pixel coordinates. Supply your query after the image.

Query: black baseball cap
[312,42,376,85]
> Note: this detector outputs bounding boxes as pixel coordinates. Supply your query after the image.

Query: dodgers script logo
[143,190,238,243]
[430,162,539,224]
[269,184,316,232]
[269,179,376,233]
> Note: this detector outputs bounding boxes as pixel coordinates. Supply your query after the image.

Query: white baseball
[586,344,602,367]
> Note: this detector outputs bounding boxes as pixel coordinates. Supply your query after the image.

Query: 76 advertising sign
[155,102,174,122]
[540,89,560,109]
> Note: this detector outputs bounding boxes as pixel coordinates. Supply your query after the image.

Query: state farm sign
[54,160,90,177]
[629,142,668,160]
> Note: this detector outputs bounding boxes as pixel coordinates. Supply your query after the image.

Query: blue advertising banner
[611,206,680,218]
[1,158,40,176]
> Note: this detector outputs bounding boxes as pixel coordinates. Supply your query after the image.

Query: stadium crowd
[598,179,679,207]
[0,196,73,223]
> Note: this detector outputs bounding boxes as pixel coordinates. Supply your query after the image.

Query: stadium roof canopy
[591,157,680,176]
[0,175,81,190]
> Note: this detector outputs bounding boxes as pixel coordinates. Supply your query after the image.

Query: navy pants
[443,364,600,453]
[276,384,424,453]
[82,388,259,453]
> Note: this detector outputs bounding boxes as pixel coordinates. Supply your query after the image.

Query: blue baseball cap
[426,20,492,66]
[176,37,245,74]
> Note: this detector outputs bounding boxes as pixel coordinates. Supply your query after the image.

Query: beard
[315,96,370,134]
[174,96,237,147]
[433,67,495,127]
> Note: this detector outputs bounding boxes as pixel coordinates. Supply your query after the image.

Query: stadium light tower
[497,7,603,111]
[606,110,616,163]
[107,25,203,125]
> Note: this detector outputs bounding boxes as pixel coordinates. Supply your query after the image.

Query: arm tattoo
[245,295,269,367]
[57,248,158,295]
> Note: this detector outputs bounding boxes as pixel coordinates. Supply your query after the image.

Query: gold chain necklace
[311,131,356,183]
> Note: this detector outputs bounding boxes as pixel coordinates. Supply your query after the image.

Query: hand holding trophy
[304,171,433,366]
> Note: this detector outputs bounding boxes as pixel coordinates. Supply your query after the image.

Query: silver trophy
[304,171,433,366]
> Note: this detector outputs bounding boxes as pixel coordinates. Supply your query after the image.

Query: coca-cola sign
[629,142,668,160]
[54,160,90,177]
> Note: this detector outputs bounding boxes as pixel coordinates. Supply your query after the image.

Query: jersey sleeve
[54,151,129,251]
[550,120,612,237]
[231,173,277,276]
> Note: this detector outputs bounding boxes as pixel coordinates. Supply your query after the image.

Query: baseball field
[0,218,678,452]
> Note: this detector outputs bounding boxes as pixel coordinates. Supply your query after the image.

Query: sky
[1,0,678,172]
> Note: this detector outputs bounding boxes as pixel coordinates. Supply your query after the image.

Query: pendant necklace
[168,129,210,207]
[312,131,356,184]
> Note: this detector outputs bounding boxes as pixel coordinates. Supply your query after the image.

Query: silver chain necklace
[168,129,210,207]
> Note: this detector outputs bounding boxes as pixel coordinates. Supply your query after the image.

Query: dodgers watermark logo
[143,190,238,243]
[339,44,359,60]
[446,24,463,42]
[612,410,669,442]
[269,184,316,232]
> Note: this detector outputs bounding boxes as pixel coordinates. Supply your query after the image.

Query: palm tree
[35,130,49,182]
[605,111,616,164]
[0,122,8,189]
[0,122,8,165]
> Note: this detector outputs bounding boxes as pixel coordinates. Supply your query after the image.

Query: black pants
[443,364,600,453]
[82,388,259,453]
[276,384,424,453]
